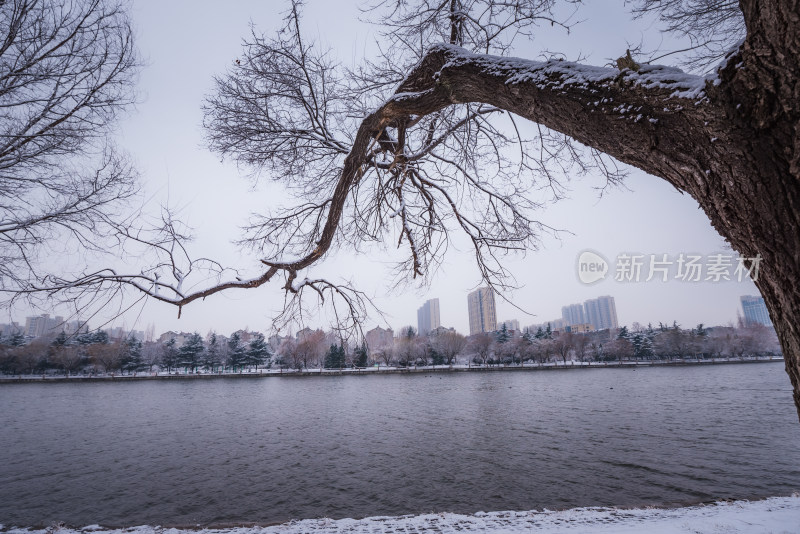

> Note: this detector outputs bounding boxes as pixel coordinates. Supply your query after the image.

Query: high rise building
[23,314,64,338]
[561,303,586,326]
[468,287,497,335]
[584,295,618,330]
[740,295,772,326]
[417,298,441,336]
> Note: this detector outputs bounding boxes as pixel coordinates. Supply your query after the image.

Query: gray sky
[12,0,760,337]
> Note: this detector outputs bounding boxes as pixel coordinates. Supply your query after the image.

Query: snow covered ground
[3,496,799,534]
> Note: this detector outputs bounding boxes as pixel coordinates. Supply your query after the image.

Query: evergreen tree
[617,326,630,340]
[180,332,205,372]
[640,335,655,360]
[122,336,144,374]
[227,332,246,370]
[694,323,708,337]
[203,333,222,372]
[246,333,271,369]
[495,323,510,344]
[353,342,368,368]
[76,331,94,345]
[92,331,109,344]
[428,345,445,366]
[161,337,180,373]
[324,343,346,369]
[534,327,545,339]
[522,330,533,344]
[52,331,69,347]
[8,332,25,347]
[545,323,552,339]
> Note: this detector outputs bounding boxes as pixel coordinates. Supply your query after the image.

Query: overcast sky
[10,0,761,338]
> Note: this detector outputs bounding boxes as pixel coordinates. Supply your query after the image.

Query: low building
[365,326,394,352]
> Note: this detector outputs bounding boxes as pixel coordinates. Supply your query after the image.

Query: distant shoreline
[0,356,784,384]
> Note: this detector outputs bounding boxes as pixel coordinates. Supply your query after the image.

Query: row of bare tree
[0,320,780,376]
[0,333,150,376]
[463,322,781,366]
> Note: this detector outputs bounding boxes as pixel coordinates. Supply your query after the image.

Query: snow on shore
[3,496,799,534]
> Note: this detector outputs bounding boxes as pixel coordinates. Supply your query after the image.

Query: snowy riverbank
[0,356,784,383]
[2,496,799,533]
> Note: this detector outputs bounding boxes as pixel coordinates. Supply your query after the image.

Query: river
[1,362,798,527]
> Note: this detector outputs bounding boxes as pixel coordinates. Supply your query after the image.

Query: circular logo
[577,250,609,284]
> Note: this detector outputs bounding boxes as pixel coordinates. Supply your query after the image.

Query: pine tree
[695,323,708,337]
[161,337,180,373]
[429,345,444,366]
[227,332,246,371]
[535,327,544,340]
[122,336,144,374]
[324,344,345,369]
[203,333,222,372]
[246,333,271,370]
[640,335,655,360]
[522,330,533,344]
[353,342,368,368]
[8,332,25,347]
[92,331,109,344]
[495,323,510,344]
[617,326,630,340]
[52,331,69,347]
[179,332,205,372]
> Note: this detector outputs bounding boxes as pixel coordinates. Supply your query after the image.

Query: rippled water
[1,363,799,527]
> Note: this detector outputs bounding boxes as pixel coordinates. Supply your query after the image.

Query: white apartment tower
[417,298,441,336]
[584,295,619,330]
[468,287,497,335]
[23,314,64,338]
[561,303,586,326]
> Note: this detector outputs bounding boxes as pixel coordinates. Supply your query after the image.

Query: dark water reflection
[1,363,799,526]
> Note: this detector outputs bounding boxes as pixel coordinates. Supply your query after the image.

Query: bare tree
[0,0,139,300]
[87,339,124,373]
[469,332,493,365]
[532,338,552,364]
[141,341,161,373]
[432,331,467,365]
[376,346,394,367]
[394,327,422,366]
[51,345,84,376]
[553,332,574,364]
[296,329,326,369]
[573,334,589,363]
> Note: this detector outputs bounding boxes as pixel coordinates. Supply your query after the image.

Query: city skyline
[7,288,771,343]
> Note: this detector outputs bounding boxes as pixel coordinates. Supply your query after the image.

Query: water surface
[1,363,798,526]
